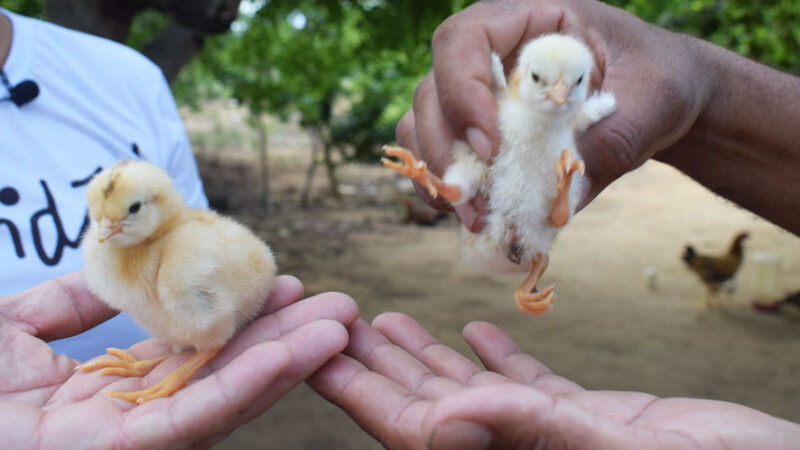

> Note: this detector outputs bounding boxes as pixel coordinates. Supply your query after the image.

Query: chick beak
[98,217,123,243]
[546,79,568,106]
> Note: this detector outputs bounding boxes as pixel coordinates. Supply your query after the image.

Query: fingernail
[466,127,492,161]
[453,204,477,230]
[429,419,491,450]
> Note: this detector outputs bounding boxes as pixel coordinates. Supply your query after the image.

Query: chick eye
[128,202,141,214]
[577,75,584,85]
[531,72,540,83]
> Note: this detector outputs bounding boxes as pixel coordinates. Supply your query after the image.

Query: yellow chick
[383,34,615,315]
[78,160,276,404]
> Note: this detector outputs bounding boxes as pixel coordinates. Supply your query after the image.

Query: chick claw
[105,348,221,404]
[550,149,585,228]
[77,348,169,378]
[381,146,462,203]
[514,254,555,315]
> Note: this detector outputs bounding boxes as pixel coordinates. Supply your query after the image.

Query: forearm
[657,37,800,234]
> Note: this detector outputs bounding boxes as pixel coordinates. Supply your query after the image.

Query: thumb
[428,419,491,450]
[424,385,636,450]
[2,271,116,341]
[431,1,584,161]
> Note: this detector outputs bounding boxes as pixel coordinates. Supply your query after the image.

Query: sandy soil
[187,117,800,448]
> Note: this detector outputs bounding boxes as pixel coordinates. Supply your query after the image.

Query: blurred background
[4,0,800,448]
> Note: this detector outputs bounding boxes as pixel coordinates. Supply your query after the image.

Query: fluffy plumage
[451,35,616,272]
[383,34,616,314]
[79,160,276,403]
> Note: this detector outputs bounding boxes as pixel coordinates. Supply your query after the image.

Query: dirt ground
[185,109,800,449]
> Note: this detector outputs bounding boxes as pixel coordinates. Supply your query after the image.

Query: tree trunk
[300,128,323,208]
[142,21,205,83]
[322,143,341,199]
[46,0,140,42]
[254,114,271,213]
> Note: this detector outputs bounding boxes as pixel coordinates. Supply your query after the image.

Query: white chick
[78,160,276,403]
[383,34,616,315]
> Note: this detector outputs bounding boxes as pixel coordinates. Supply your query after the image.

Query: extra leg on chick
[514,253,555,315]
[549,148,585,228]
[382,146,462,203]
[78,347,221,404]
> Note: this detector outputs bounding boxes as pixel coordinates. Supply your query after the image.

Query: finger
[259,275,305,316]
[412,72,459,172]
[423,385,642,449]
[216,291,359,367]
[345,319,464,399]
[395,105,453,212]
[308,353,432,449]
[405,75,489,228]
[430,2,568,158]
[454,194,489,232]
[396,109,417,151]
[122,319,349,448]
[211,319,350,432]
[372,313,508,388]
[1,271,116,341]
[462,322,582,395]
[58,291,360,407]
[403,73,462,213]
[118,341,292,447]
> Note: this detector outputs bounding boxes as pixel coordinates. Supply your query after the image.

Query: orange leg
[107,348,221,404]
[514,254,555,315]
[77,348,169,377]
[549,149,585,228]
[381,146,462,203]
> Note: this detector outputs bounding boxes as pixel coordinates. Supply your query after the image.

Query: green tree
[605,0,800,74]
[193,1,463,206]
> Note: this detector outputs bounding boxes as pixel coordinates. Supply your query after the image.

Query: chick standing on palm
[79,160,277,403]
[383,34,615,314]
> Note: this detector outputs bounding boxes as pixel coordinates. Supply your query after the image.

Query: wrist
[656,37,800,233]
[651,32,717,162]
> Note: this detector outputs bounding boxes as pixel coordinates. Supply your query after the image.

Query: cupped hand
[0,272,358,449]
[397,0,711,230]
[310,313,800,449]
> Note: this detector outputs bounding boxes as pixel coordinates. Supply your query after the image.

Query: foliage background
[170,0,800,196]
[2,0,799,194]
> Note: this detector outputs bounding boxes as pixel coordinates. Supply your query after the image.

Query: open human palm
[310,313,800,449]
[0,272,357,449]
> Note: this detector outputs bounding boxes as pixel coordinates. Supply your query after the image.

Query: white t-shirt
[0,9,208,360]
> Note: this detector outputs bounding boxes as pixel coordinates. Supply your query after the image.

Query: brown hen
[682,231,749,309]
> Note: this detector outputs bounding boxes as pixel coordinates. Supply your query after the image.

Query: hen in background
[752,290,800,313]
[383,34,616,315]
[78,160,277,403]
[682,231,749,309]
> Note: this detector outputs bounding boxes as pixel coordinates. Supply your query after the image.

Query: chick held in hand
[78,160,277,404]
[383,34,616,315]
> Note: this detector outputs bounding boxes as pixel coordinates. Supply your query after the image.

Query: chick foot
[514,254,555,315]
[77,348,169,377]
[550,149,585,228]
[382,146,462,203]
[106,347,222,404]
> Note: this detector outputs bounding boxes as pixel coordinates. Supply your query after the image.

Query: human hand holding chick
[310,313,800,449]
[385,33,615,314]
[0,271,358,448]
[401,0,800,235]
